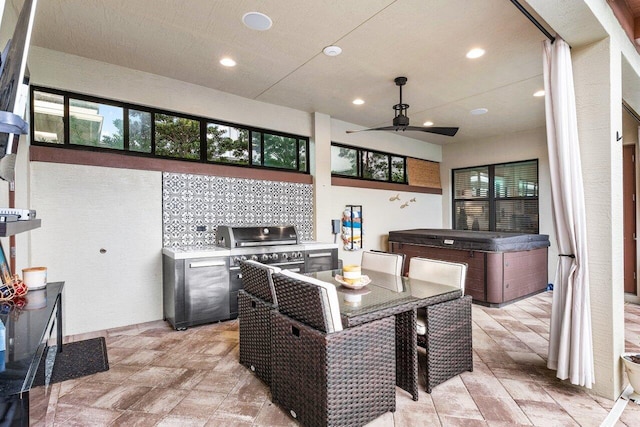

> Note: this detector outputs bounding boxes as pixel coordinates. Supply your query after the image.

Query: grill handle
[307,252,333,258]
[189,260,227,268]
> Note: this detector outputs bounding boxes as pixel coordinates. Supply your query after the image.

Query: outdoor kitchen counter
[162,246,230,260]
[300,241,339,250]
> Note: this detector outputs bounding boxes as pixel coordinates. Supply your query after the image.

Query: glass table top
[311,269,461,321]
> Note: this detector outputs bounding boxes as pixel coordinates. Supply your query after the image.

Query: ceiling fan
[347,77,459,137]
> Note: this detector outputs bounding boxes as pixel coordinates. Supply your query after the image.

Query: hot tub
[389,229,550,306]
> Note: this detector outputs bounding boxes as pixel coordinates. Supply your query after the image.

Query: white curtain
[543,37,594,388]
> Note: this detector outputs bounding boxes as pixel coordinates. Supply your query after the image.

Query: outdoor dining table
[310,268,463,401]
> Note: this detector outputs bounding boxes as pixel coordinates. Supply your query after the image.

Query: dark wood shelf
[0,219,41,237]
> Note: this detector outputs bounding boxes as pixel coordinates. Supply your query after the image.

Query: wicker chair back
[239,260,280,305]
[272,270,343,333]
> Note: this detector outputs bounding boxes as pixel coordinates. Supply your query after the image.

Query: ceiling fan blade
[405,126,459,137]
[346,126,397,133]
[346,126,459,137]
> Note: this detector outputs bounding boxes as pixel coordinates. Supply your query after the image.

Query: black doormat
[34,337,109,386]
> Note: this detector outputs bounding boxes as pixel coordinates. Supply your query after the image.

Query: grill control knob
[282,253,289,260]
[296,252,303,258]
[233,257,241,264]
[271,253,279,261]
[250,255,258,261]
[261,254,269,262]
[240,256,247,262]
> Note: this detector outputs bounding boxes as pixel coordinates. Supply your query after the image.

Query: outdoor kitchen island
[389,229,550,306]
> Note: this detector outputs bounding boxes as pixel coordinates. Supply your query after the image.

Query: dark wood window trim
[29,145,313,184]
[332,176,442,194]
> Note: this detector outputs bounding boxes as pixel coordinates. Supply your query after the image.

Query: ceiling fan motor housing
[393,115,410,127]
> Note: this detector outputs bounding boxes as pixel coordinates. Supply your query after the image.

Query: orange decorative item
[10,274,28,297]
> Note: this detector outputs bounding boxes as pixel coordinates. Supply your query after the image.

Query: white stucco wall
[30,163,162,334]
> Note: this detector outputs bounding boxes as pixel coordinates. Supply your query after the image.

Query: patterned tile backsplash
[162,172,314,247]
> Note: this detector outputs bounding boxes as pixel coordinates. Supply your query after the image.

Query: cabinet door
[502,248,548,302]
[305,249,338,273]
[184,258,230,324]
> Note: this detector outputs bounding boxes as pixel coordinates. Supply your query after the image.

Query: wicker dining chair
[270,269,396,427]
[361,250,405,276]
[238,260,280,386]
[408,257,473,393]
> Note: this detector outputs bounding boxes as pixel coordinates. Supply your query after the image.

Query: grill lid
[216,225,299,248]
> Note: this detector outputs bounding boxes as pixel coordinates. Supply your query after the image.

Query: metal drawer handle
[307,252,333,258]
[189,260,226,268]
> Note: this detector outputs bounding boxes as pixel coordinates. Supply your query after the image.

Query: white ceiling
[16,0,553,145]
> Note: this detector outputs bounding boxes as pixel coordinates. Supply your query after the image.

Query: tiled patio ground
[33,291,640,426]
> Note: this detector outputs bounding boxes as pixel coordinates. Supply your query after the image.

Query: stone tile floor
[33,291,640,426]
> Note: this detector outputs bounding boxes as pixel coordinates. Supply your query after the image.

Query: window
[251,132,262,166]
[263,134,297,169]
[155,114,200,160]
[391,156,405,183]
[298,139,307,172]
[128,109,152,153]
[452,160,538,233]
[362,151,389,181]
[207,123,248,164]
[69,98,124,149]
[33,91,64,144]
[331,145,358,177]
[331,143,407,184]
[30,86,310,174]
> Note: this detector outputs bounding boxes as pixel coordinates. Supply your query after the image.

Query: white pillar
[573,37,625,399]
[311,112,333,243]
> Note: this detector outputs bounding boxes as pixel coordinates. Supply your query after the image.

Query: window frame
[452,159,539,234]
[331,142,407,184]
[30,86,310,174]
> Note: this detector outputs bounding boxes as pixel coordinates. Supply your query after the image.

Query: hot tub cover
[388,229,550,252]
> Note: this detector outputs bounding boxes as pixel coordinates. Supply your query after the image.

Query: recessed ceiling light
[423,121,434,126]
[466,48,485,59]
[352,99,365,105]
[533,90,545,97]
[470,108,488,115]
[242,12,272,31]
[220,57,236,67]
[323,45,342,56]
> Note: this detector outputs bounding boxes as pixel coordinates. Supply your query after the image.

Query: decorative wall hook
[389,194,400,202]
[616,131,623,142]
[410,197,416,203]
[400,202,409,209]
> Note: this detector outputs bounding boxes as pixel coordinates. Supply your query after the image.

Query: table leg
[57,293,63,353]
[395,309,418,401]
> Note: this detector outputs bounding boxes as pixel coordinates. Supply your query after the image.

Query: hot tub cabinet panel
[388,229,549,306]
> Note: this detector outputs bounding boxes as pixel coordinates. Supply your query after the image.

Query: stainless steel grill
[217,225,305,268]
[217,225,307,318]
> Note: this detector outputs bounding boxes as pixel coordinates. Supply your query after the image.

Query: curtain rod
[510,0,556,43]
[623,100,640,124]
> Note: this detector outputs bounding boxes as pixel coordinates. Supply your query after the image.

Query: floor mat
[34,337,109,386]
